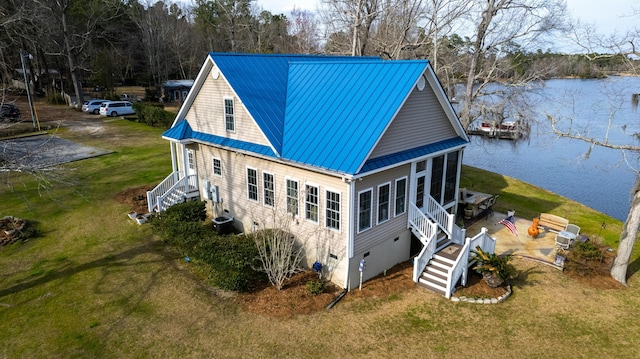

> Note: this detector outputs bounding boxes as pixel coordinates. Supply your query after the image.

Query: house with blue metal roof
[147,53,482,297]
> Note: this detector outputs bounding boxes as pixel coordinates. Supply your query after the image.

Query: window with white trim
[377,183,390,224]
[305,184,319,222]
[224,98,235,132]
[326,190,340,230]
[358,189,372,232]
[247,168,258,201]
[286,179,299,216]
[395,177,407,216]
[263,172,274,207]
[212,158,222,176]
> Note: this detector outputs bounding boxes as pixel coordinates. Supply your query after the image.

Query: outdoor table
[557,230,577,242]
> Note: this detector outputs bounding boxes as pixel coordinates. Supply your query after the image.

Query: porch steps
[417,243,462,296]
[157,189,186,212]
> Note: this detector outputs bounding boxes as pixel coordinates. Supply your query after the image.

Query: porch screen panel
[430,155,444,203]
[416,177,425,208]
[443,152,459,203]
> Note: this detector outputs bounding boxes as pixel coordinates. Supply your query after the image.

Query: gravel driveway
[0,134,111,168]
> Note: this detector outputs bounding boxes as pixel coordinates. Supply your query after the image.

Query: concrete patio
[465,211,562,267]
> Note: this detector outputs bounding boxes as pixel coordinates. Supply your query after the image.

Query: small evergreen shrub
[45,91,65,105]
[565,240,608,275]
[306,279,324,296]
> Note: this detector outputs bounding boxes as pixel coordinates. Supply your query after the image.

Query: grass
[1,105,640,358]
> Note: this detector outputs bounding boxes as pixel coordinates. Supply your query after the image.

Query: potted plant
[464,204,473,219]
[470,247,516,288]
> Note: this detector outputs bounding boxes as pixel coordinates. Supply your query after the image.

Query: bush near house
[149,201,263,292]
[132,102,175,128]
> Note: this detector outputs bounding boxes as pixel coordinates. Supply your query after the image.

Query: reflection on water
[462,77,640,222]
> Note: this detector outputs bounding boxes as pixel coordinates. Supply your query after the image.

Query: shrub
[193,234,263,292]
[306,279,324,296]
[149,201,207,252]
[132,102,175,128]
[565,240,609,275]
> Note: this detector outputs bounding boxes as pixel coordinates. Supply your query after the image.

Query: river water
[462,77,640,222]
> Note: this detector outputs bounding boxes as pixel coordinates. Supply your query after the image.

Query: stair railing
[424,195,455,236]
[147,171,182,212]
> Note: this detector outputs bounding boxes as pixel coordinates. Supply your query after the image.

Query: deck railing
[424,195,455,236]
[409,202,438,282]
[147,172,199,212]
[444,241,471,298]
[147,171,181,213]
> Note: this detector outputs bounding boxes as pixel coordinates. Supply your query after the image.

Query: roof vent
[417,76,425,91]
[212,68,219,80]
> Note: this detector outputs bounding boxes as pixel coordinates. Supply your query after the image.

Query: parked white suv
[82,99,107,114]
[99,101,136,117]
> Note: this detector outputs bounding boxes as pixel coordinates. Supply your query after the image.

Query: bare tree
[289,7,320,54]
[458,0,567,131]
[319,0,380,56]
[548,21,640,286]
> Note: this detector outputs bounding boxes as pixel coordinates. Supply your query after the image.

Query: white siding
[369,85,458,159]
[184,67,271,147]
[191,143,351,286]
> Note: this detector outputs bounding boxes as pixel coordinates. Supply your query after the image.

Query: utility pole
[20,50,39,130]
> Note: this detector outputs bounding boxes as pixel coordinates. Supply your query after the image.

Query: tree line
[2,0,633,108]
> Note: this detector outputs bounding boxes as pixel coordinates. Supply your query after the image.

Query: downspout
[344,178,355,290]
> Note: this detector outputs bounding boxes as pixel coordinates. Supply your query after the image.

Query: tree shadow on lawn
[0,241,180,301]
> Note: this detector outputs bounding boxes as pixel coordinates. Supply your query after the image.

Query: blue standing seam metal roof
[283,60,429,174]
[163,120,277,158]
[169,53,466,175]
[210,53,381,156]
[358,137,468,174]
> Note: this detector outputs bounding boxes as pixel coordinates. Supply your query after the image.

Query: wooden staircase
[417,235,464,296]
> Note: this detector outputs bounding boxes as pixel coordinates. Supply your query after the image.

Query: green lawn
[1,113,639,358]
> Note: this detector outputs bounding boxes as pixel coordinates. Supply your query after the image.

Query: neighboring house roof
[165,53,468,176]
[163,80,194,88]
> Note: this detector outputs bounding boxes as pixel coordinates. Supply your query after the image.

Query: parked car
[0,104,20,121]
[99,101,136,117]
[82,99,107,114]
[120,93,141,102]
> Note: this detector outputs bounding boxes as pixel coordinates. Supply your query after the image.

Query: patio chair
[479,194,499,219]
[555,224,580,249]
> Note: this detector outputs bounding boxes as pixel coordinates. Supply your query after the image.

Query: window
[263,172,274,207]
[224,98,235,132]
[395,177,407,216]
[326,190,340,230]
[212,158,222,176]
[187,150,195,172]
[305,185,319,222]
[358,189,372,232]
[377,183,390,224]
[286,179,299,216]
[247,168,258,201]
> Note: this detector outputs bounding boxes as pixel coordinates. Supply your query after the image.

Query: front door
[186,149,196,177]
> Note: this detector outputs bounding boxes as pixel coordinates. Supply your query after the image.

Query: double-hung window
[286,179,299,216]
[247,168,258,201]
[395,177,407,216]
[263,172,274,207]
[358,189,372,232]
[224,98,235,132]
[305,184,319,223]
[212,158,222,177]
[377,183,390,224]
[326,190,340,230]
